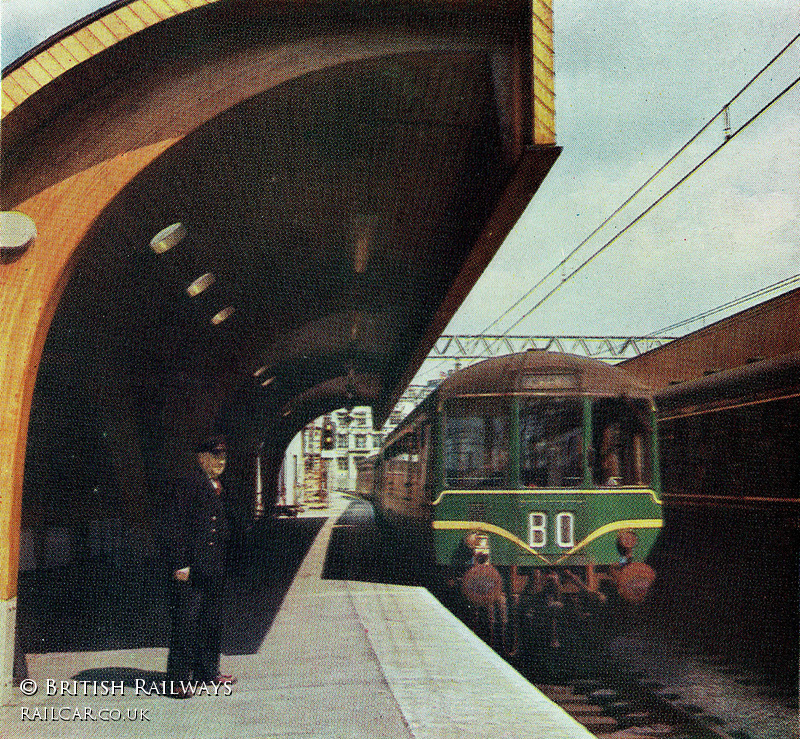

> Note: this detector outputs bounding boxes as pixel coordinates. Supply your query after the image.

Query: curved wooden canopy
[1,1,558,606]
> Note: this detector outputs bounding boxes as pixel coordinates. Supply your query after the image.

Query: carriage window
[444,398,509,489]
[383,420,432,499]
[383,431,418,498]
[519,397,583,488]
[592,399,652,486]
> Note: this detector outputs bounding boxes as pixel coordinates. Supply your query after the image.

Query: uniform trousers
[167,575,224,683]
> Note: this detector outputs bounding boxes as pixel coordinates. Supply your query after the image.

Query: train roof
[435,350,654,401]
[355,453,379,467]
[655,350,800,412]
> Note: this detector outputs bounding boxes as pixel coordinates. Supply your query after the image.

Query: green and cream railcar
[372,350,663,604]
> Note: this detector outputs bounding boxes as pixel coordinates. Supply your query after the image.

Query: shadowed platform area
[5,502,594,738]
[16,518,325,657]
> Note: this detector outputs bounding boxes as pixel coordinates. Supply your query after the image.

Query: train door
[409,418,432,517]
[418,421,433,505]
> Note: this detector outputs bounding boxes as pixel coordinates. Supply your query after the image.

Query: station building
[280,407,385,505]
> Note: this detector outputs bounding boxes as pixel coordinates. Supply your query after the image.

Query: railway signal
[321,420,335,450]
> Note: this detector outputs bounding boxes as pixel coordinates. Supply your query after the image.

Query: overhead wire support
[481,31,800,340]
[429,334,676,361]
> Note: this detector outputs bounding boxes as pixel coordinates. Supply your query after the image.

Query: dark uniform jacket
[169,463,230,584]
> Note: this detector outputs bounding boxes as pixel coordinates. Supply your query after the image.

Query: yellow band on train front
[432,518,663,565]
[430,488,663,506]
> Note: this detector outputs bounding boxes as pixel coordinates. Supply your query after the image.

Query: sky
[2,0,799,387]
[446,1,799,345]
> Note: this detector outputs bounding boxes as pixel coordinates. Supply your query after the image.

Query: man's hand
[174,567,190,582]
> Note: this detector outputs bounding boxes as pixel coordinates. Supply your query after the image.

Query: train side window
[383,433,413,499]
[556,512,575,548]
[383,420,431,504]
[529,512,547,547]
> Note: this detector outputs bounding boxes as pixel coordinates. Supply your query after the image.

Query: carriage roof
[435,350,654,401]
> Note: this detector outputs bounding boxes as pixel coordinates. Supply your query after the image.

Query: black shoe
[170,685,193,699]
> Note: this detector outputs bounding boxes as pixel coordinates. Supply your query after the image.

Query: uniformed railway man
[166,433,236,698]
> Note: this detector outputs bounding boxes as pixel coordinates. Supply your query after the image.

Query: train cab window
[592,399,652,487]
[519,398,583,488]
[443,398,509,489]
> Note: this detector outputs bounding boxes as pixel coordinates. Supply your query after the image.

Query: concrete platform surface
[1,506,595,739]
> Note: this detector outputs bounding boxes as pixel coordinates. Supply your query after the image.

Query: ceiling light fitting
[150,223,187,254]
[211,306,235,325]
[187,272,215,297]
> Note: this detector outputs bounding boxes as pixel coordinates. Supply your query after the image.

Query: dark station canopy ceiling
[3,2,558,486]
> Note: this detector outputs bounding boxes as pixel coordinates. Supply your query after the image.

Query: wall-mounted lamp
[1,211,37,263]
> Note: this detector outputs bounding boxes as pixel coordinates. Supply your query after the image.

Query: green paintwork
[432,489,662,567]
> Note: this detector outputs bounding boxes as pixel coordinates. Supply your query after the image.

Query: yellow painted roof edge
[2,0,222,119]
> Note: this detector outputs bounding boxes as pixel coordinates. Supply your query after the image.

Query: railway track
[536,669,743,739]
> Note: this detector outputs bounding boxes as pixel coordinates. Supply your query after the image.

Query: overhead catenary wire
[649,274,800,335]
[479,112,723,336]
[480,31,800,339]
[499,71,800,335]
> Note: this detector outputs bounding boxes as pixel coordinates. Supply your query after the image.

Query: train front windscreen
[442,394,653,490]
